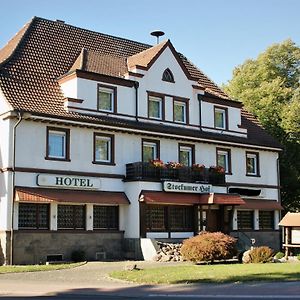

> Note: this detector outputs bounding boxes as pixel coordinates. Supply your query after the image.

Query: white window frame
[143,141,158,162]
[174,100,187,123]
[246,153,258,176]
[217,149,230,173]
[148,96,163,120]
[98,86,115,112]
[48,130,67,159]
[95,136,112,163]
[214,107,226,129]
[179,145,193,166]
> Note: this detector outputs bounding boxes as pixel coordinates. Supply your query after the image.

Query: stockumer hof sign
[37,174,101,190]
[163,181,212,193]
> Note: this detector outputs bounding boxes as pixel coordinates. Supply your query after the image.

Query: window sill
[225,172,233,175]
[92,161,116,166]
[45,157,71,162]
[246,174,261,177]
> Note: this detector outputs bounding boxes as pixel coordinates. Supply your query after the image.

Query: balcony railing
[125,162,225,184]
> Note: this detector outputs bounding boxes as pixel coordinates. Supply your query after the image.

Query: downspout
[134,81,139,121]
[9,110,23,265]
[197,94,202,131]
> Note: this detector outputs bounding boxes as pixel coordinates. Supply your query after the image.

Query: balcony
[125,162,225,184]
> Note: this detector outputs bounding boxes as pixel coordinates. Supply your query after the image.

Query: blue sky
[0,0,299,85]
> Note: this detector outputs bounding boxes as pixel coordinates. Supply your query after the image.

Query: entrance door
[206,209,220,232]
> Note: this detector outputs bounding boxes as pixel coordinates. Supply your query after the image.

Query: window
[142,139,160,162]
[93,205,119,230]
[18,203,49,229]
[93,133,114,164]
[174,99,188,123]
[169,206,194,231]
[246,152,260,176]
[214,107,227,129]
[259,211,274,230]
[179,144,194,167]
[98,84,117,112]
[216,148,231,174]
[148,94,164,120]
[237,210,254,230]
[162,68,174,83]
[146,205,166,231]
[57,205,85,229]
[46,127,70,160]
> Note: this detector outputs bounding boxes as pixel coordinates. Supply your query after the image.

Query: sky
[0,0,299,85]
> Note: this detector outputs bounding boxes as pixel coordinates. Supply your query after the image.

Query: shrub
[181,231,237,263]
[71,250,86,262]
[248,246,273,263]
[274,251,285,260]
[297,254,300,261]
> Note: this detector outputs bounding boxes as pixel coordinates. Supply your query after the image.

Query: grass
[110,263,300,284]
[0,262,85,274]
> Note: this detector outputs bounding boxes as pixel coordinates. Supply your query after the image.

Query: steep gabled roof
[0,17,282,150]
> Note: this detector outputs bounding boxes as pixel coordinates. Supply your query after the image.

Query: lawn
[0,262,85,274]
[110,263,300,284]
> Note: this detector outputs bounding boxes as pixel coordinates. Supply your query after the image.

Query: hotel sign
[163,181,212,193]
[37,174,101,190]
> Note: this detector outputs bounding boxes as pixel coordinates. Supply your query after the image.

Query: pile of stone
[153,241,184,262]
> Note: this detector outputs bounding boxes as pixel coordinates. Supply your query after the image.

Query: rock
[124,264,140,271]
[242,250,251,264]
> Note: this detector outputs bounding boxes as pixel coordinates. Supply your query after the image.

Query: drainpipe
[134,81,139,121]
[197,94,202,131]
[9,110,23,265]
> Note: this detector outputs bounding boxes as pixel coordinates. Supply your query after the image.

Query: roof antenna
[150,30,165,44]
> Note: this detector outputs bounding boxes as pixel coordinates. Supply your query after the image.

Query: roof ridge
[0,16,36,68]
[34,16,153,50]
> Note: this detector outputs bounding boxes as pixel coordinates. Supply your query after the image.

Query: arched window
[162,68,174,83]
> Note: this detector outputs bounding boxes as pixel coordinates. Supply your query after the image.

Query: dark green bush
[249,246,273,263]
[274,251,284,259]
[181,231,237,263]
[71,250,86,262]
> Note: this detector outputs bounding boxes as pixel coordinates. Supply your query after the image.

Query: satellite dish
[150,30,165,44]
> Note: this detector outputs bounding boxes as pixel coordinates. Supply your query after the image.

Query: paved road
[0,262,300,299]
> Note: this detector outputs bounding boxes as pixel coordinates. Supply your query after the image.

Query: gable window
[142,139,160,162]
[98,84,117,112]
[148,94,164,120]
[216,148,231,174]
[174,99,188,124]
[57,204,85,230]
[214,107,227,129]
[162,68,174,83]
[246,152,260,176]
[179,144,194,167]
[18,203,50,229]
[93,133,114,165]
[46,127,70,161]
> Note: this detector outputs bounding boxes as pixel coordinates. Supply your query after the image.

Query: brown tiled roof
[127,40,169,70]
[0,17,282,149]
[15,187,130,205]
[279,212,300,226]
[70,48,127,77]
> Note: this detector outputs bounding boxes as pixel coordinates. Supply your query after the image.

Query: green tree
[224,39,300,211]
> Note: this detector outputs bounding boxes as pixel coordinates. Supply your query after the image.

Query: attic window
[162,68,174,83]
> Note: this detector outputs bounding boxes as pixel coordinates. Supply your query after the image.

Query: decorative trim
[147,91,165,121]
[64,97,84,104]
[246,151,260,177]
[178,143,195,166]
[126,71,144,78]
[214,106,229,130]
[173,98,189,125]
[202,94,243,108]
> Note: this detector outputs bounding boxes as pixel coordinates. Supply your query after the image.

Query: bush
[274,251,285,259]
[71,250,86,262]
[248,246,273,263]
[297,254,300,261]
[181,231,237,263]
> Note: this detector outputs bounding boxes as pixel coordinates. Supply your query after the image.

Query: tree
[224,39,300,211]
